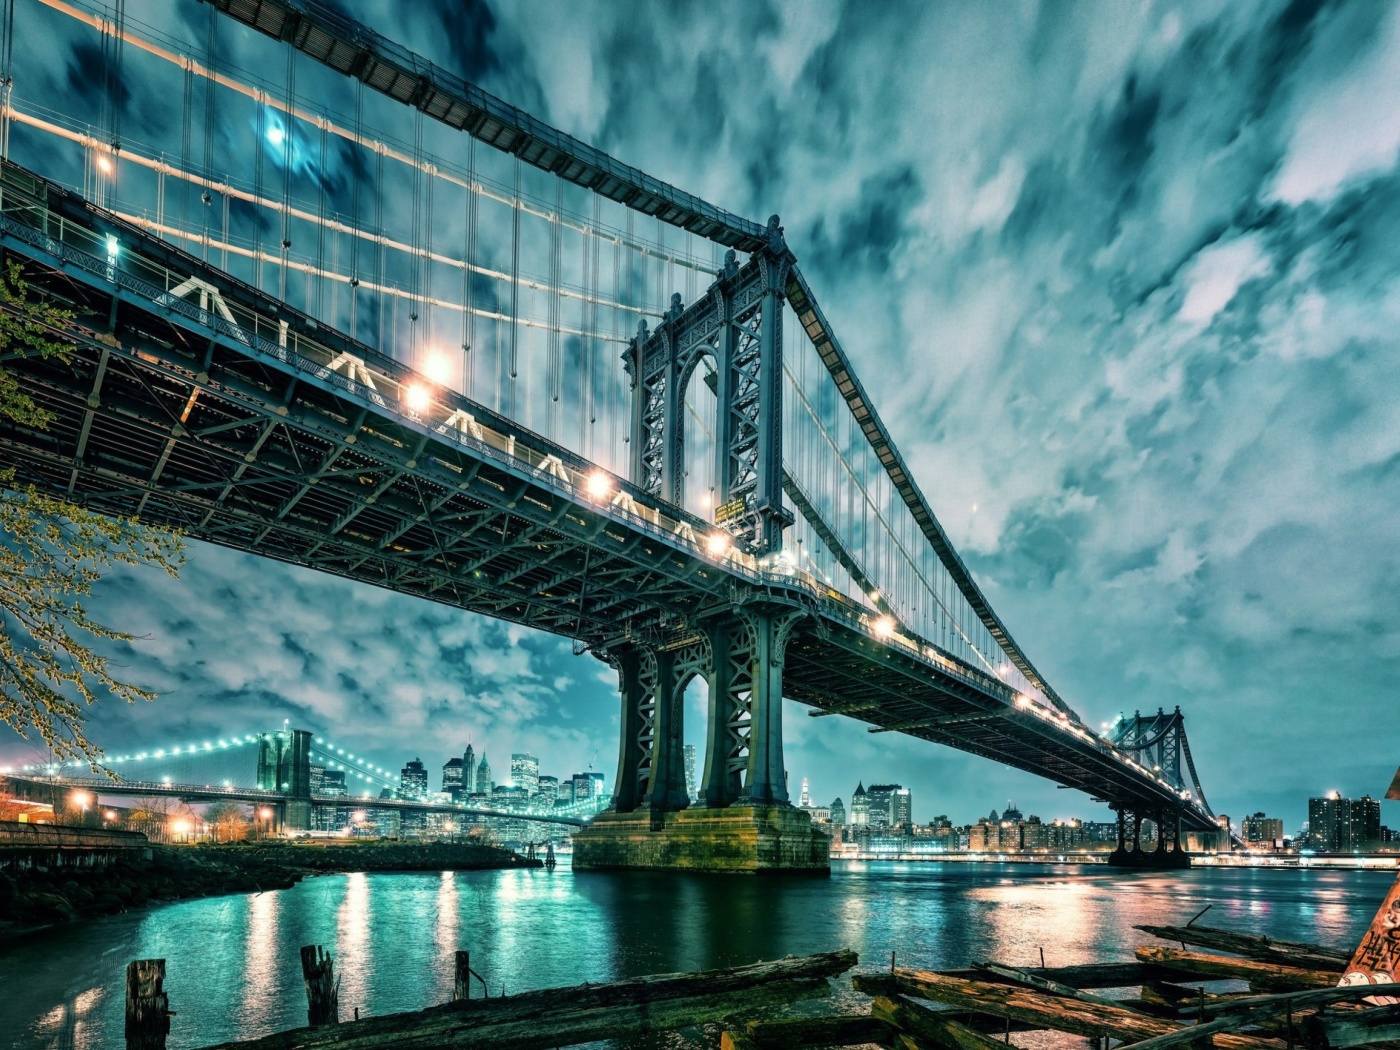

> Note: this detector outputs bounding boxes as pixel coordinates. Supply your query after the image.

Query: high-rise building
[477,754,493,793]
[891,786,912,829]
[463,744,476,794]
[1308,793,1381,851]
[511,753,540,795]
[867,784,907,827]
[798,777,813,809]
[537,775,559,807]
[572,771,605,802]
[850,783,869,825]
[684,744,697,802]
[830,797,846,825]
[442,757,464,796]
[1241,812,1284,848]
[399,758,428,800]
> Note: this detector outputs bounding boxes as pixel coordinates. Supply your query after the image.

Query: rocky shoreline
[0,840,539,936]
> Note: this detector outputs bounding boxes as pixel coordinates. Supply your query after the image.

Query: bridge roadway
[0,159,1216,832]
[5,775,592,828]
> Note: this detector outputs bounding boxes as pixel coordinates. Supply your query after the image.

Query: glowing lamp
[71,791,92,808]
[873,616,896,638]
[423,352,451,385]
[404,383,431,413]
[1016,695,1033,710]
[705,531,731,556]
[585,471,613,500]
[97,154,113,175]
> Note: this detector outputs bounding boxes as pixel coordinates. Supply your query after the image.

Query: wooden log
[978,962,1132,1010]
[850,969,1280,1050]
[871,995,1010,1050]
[126,959,172,1050]
[1300,1003,1400,1050]
[300,945,339,1027]
[1189,986,1400,1019]
[202,950,857,1050]
[720,1030,761,1050]
[938,962,1178,989]
[1135,925,1351,973]
[742,1013,894,1049]
[1135,948,1337,992]
[453,952,470,1002]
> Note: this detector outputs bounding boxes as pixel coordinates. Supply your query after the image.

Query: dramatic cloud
[5,0,1400,832]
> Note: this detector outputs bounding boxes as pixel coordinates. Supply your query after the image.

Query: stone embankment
[0,839,537,934]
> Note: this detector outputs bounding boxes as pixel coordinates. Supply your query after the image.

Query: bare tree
[0,261,184,767]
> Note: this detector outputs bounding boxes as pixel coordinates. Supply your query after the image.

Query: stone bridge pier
[572,605,829,874]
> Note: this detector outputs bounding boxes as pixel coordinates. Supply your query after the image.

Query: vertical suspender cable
[349,80,362,338]
[0,0,14,160]
[509,156,521,387]
[462,136,477,397]
[548,178,562,420]
[200,5,217,262]
[315,122,328,321]
[278,42,294,303]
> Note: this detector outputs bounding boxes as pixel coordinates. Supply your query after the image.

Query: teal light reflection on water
[5,863,1394,1050]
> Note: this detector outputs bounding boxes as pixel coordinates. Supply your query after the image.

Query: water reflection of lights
[244,889,280,1031]
[337,873,372,1010]
[435,870,461,994]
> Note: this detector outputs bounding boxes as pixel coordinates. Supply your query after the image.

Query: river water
[3,862,1394,1049]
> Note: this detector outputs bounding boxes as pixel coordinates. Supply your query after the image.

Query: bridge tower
[1103,708,1210,868]
[574,220,826,873]
[256,728,313,833]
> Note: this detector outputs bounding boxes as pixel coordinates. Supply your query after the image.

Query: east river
[4,862,1394,1049]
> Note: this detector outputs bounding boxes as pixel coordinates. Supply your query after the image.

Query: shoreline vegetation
[0,840,539,938]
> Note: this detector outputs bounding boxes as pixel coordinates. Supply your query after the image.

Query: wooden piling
[125,959,171,1050]
[454,951,471,1002]
[299,945,339,1027]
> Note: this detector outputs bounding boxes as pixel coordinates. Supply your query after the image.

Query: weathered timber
[453,952,471,1002]
[871,995,1011,1050]
[1142,983,1238,1010]
[851,969,1280,1050]
[1108,1009,1288,1050]
[126,959,172,1050]
[300,945,339,1027]
[1135,948,1337,992]
[978,962,1130,1010]
[741,1013,894,1048]
[1301,1003,1400,1050]
[938,962,1175,989]
[202,950,857,1050]
[1136,925,1351,973]
[1190,986,1400,1019]
[720,1031,761,1050]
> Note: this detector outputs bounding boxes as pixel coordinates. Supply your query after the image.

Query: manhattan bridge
[0,0,1221,868]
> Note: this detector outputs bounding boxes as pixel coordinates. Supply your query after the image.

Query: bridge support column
[575,611,826,874]
[1108,802,1191,869]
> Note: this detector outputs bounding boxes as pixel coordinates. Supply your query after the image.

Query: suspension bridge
[5,727,595,829]
[0,0,1222,869]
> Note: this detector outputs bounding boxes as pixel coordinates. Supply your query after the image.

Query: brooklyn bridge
[0,0,1223,870]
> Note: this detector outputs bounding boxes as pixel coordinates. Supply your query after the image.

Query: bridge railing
[0,821,151,849]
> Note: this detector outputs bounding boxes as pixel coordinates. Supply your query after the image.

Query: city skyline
[2,0,1400,827]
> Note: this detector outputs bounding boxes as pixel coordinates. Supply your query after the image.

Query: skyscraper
[537,775,559,808]
[441,757,463,796]
[511,752,540,795]
[867,784,902,827]
[850,782,869,825]
[476,753,493,793]
[1309,793,1346,850]
[798,777,813,808]
[399,758,428,801]
[463,743,476,794]
[684,744,697,803]
[830,797,846,825]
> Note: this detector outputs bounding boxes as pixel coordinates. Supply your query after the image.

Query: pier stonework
[572,806,828,874]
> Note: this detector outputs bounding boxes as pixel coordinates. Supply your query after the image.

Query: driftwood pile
[721,919,1398,1050]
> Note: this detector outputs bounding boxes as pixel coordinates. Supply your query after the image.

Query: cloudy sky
[6,0,1400,832]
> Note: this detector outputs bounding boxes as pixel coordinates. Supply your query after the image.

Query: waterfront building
[1001,801,1023,823]
[1307,793,1381,851]
[892,787,912,829]
[463,744,476,794]
[511,753,540,795]
[442,757,463,796]
[477,754,493,793]
[684,744,697,803]
[830,797,846,825]
[399,758,428,800]
[850,782,870,825]
[866,785,894,826]
[1242,812,1284,849]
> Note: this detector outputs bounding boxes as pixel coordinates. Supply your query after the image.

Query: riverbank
[0,839,537,937]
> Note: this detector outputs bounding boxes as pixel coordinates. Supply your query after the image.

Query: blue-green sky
[5,0,1400,832]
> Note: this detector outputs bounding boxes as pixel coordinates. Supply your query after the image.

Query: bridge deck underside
[0,175,1211,828]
